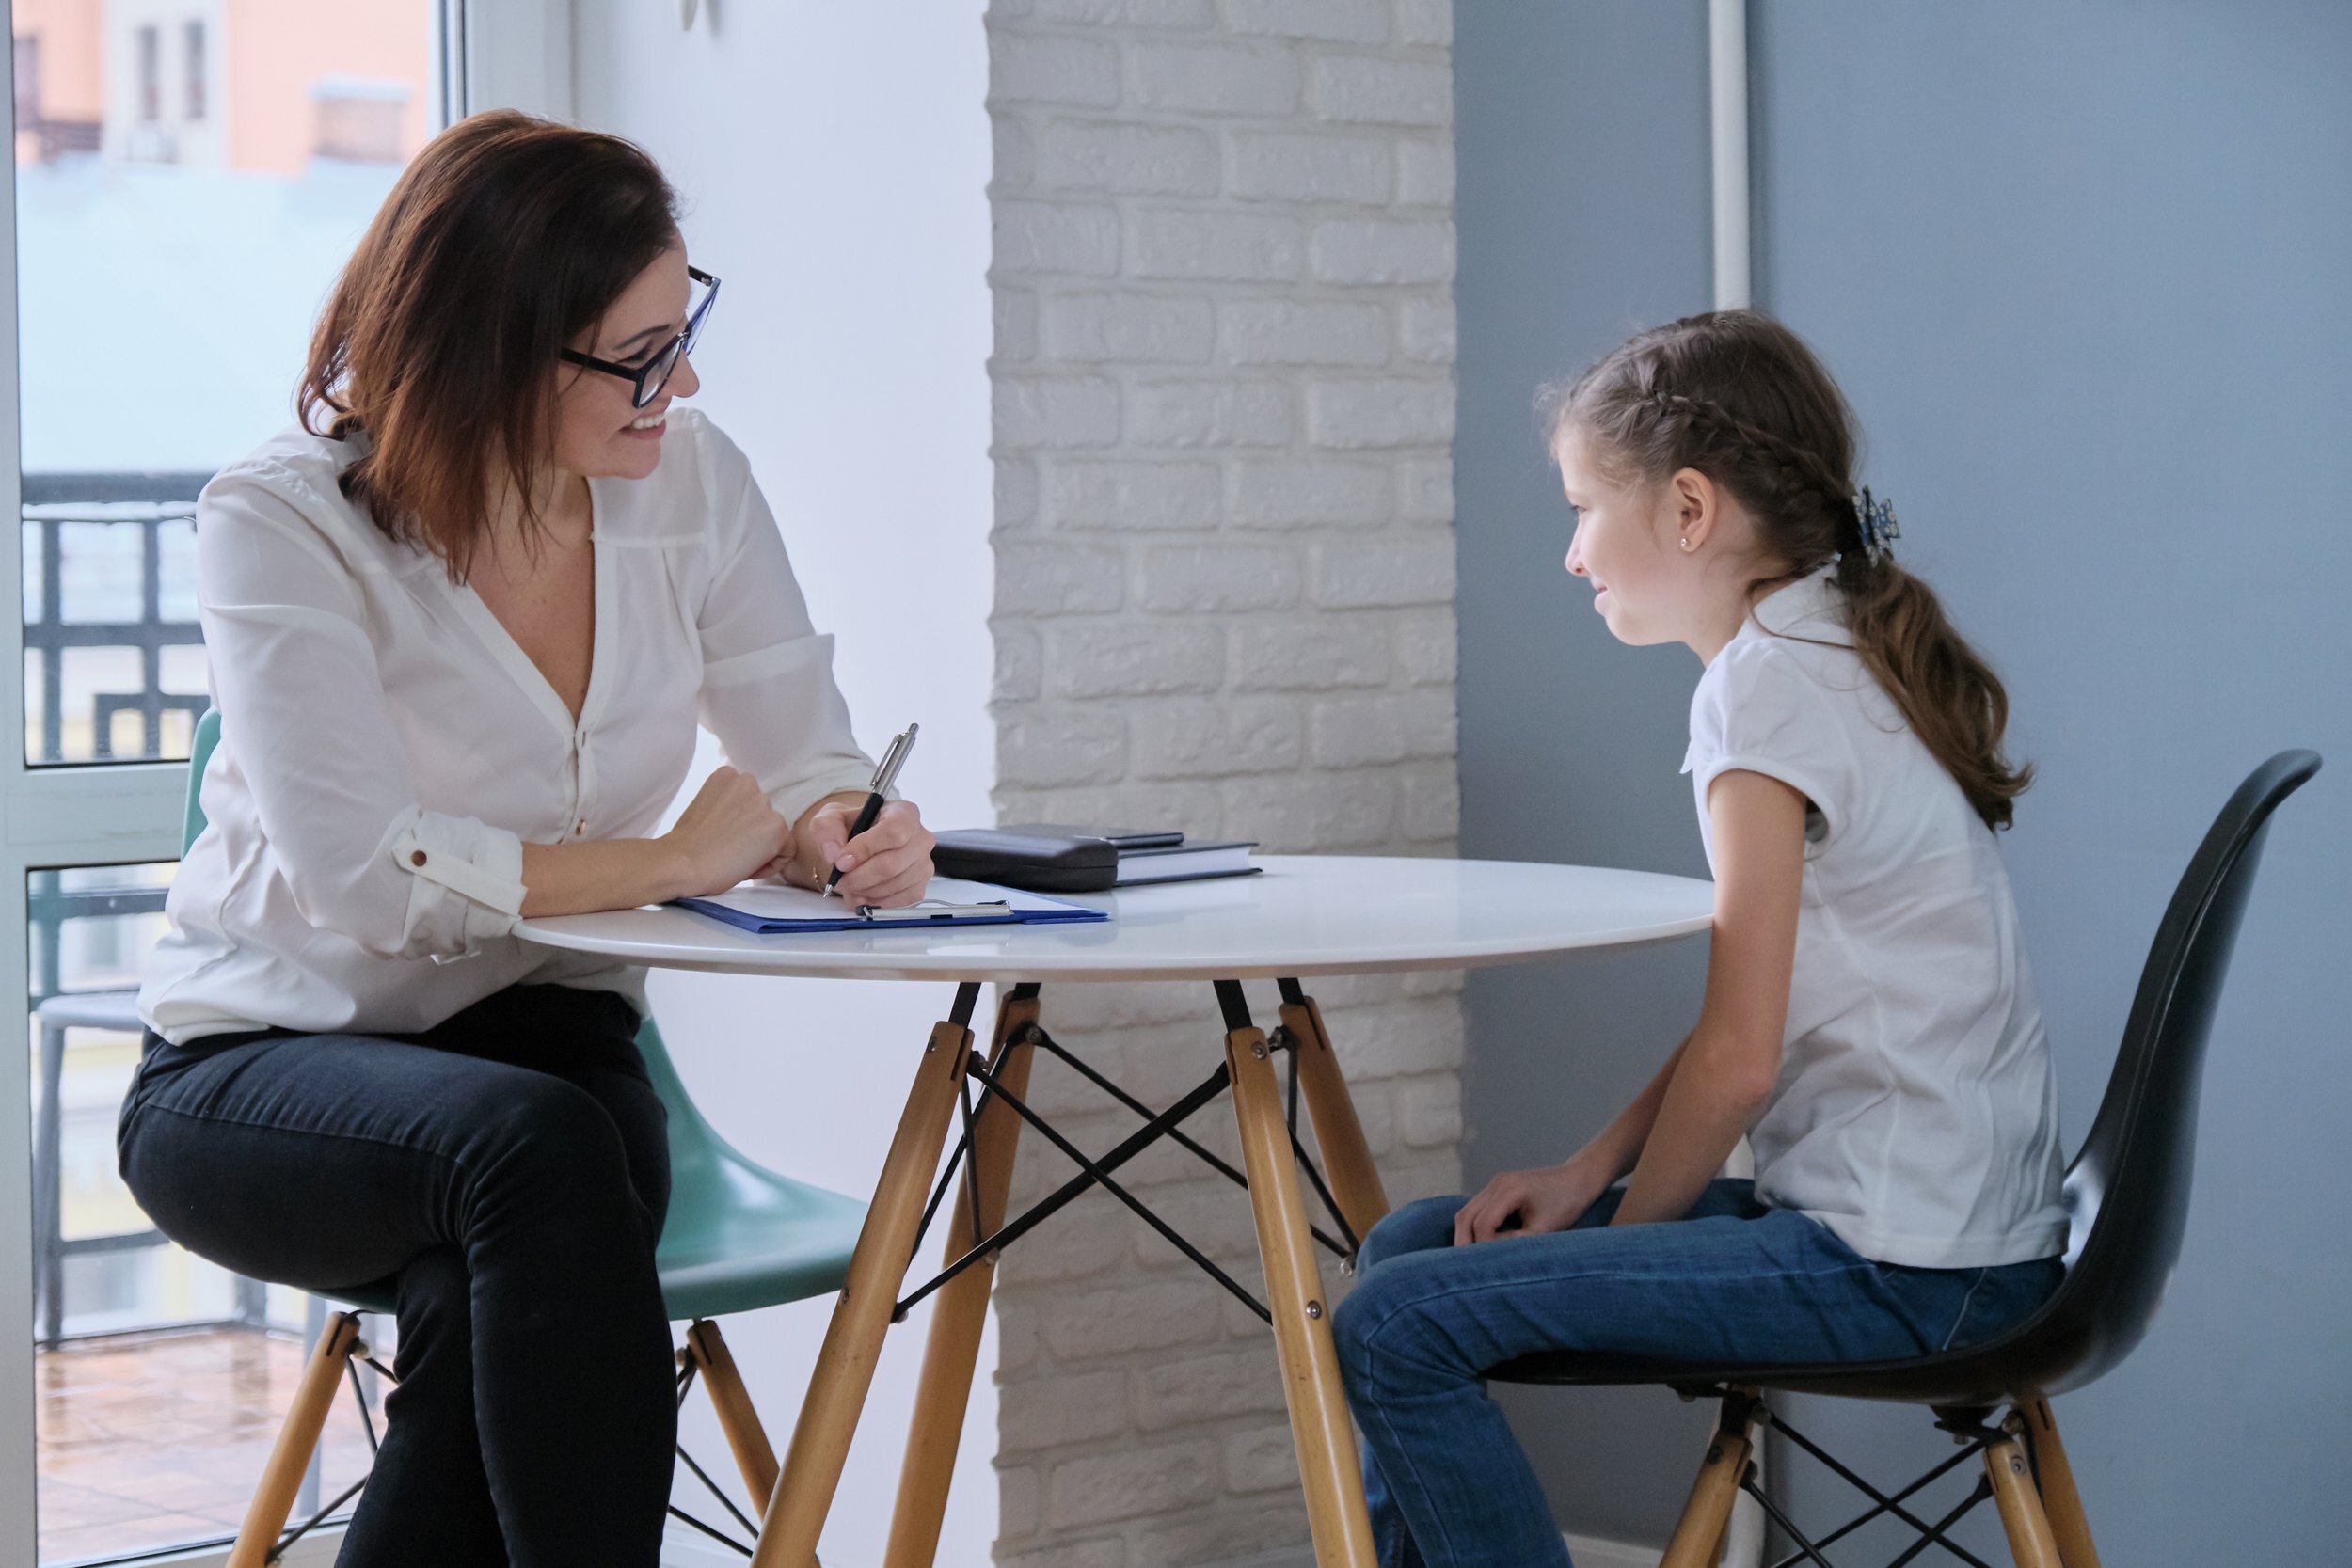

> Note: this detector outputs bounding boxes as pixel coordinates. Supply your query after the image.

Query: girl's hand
[780,798,936,908]
[1454,1159,1612,1246]
[662,767,795,897]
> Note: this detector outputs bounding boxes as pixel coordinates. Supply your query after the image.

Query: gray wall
[1752,4,2352,1560]
[1454,2,1722,1545]
[1459,1,2352,1560]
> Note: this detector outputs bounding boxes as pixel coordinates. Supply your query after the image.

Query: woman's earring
[1679,536,1692,550]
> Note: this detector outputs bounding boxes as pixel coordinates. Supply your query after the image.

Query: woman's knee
[1357,1194,1464,1274]
[462,1074,643,1215]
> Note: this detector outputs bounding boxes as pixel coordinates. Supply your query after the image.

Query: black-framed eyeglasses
[560,266,720,408]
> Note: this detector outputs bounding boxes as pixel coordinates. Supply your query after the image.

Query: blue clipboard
[675,876,1106,935]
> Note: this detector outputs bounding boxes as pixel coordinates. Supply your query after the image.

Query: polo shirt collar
[1741,564,1852,647]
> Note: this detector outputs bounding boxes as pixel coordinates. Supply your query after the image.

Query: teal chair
[176,711,868,1565]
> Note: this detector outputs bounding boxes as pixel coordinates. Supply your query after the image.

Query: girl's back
[1690,568,2065,1270]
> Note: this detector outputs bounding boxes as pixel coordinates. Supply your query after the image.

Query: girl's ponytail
[1549,309,2032,831]
[1834,553,2031,830]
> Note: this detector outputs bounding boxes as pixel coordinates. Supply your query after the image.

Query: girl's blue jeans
[1331,1180,2062,1568]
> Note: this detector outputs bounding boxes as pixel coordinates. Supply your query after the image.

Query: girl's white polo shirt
[1683,568,2069,1270]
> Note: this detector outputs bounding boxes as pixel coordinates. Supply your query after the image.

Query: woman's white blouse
[1682,569,2069,1270]
[139,408,876,1045]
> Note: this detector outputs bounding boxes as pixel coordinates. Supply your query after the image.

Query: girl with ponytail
[1331,310,2066,1568]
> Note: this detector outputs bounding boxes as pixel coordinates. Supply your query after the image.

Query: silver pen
[824,722,919,895]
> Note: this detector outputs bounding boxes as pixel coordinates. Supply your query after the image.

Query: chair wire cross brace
[252,1321,771,1563]
[891,983,1362,1328]
[1692,1381,2012,1568]
[664,1349,763,1558]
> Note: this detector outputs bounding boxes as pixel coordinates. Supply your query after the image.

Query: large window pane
[27,862,386,1564]
[16,0,447,765]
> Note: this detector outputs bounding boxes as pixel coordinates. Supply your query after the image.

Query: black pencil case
[930,828,1120,893]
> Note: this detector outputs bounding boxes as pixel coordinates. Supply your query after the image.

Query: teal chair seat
[311,1022,865,1323]
[638,1023,865,1323]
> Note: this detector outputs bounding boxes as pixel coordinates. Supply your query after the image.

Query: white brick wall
[986,3,1460,1563]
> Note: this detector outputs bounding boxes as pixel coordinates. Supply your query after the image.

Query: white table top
[513,855,1713,983]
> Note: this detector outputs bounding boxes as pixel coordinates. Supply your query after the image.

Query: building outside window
[182,18,203,122]
[132,23,156,123]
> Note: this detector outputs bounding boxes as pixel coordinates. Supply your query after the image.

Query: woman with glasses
[119,111,932,1567]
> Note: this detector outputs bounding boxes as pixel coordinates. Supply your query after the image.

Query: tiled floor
[36,1327,378,1566]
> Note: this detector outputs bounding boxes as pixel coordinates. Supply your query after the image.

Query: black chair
[1490,750,2322,1568]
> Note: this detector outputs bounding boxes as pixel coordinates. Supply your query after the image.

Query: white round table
[514,855,1712,1568]
[514,854,1714,983]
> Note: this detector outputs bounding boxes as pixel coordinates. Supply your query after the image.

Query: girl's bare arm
[1611,768,1804,1227]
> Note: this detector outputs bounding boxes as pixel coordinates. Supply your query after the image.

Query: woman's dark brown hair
[1546,309,2032,830]
[299,110,682,578]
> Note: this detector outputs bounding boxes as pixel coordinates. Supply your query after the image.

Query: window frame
[0,4,570,1561]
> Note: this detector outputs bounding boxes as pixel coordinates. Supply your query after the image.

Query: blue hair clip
[1854,485,1901,565]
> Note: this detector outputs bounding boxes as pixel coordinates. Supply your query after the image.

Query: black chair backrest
[2033,750,2320,1390]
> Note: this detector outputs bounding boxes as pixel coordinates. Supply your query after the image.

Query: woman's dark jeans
[118,984,675,1568]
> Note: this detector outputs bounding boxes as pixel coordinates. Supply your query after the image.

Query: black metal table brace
[893,980,1363,1329]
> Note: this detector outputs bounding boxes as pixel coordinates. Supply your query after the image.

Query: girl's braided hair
[1544,309,2031,830]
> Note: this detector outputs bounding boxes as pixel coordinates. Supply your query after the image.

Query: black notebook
[932,825,1259,893]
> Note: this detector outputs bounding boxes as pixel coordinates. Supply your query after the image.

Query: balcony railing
[22,470,211,767]
[21,474,234,1347]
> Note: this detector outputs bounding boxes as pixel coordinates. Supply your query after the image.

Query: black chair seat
[1494,1188,2127,1410]
[1489,1304,2096,1408]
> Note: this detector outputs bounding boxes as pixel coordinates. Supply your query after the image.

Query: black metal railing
[21,471,251,1342]
[22,470,211,765]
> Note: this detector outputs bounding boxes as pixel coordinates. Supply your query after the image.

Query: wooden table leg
[1277,979,1390,1245]
[1220,981,1377,1568]
[752,990,979,1568]
[883,984,1043,1568]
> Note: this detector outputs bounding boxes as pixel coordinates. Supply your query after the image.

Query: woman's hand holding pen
[778,795,936,908]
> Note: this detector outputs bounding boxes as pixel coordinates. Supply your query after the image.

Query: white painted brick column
[986,3,1459,1564]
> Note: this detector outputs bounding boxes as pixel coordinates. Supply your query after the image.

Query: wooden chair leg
[1984,1414,2065,1568]
[2020,1400,2101,1568]
[687,1319,779,1514]
[883,986,1042,1568]
[1226,1010,1378,1568]
[1278,987,1390,1245]
[1659,1388,1760,1568]
[226,1312,362,1568]
[751,1012,976,1568]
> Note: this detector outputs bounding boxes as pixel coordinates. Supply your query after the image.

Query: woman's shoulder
[595,406,755,548]
[198,424,424,575]
[660,406,750,493]
[203,422,363,508]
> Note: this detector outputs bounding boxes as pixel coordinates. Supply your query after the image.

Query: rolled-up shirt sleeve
[197,467,526,960]
[692,429,876,824]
